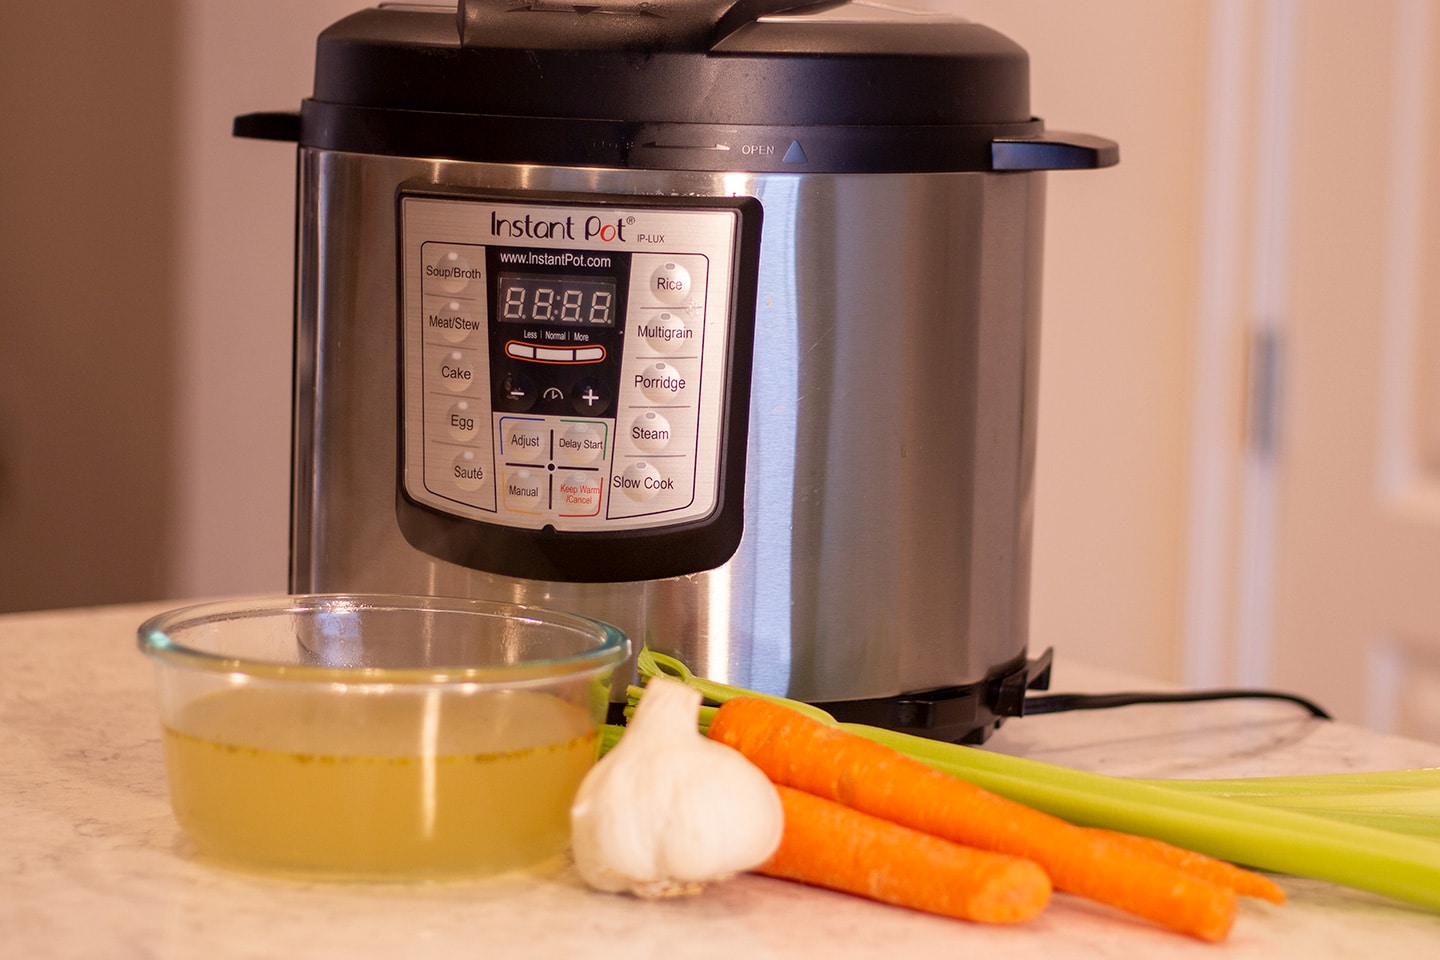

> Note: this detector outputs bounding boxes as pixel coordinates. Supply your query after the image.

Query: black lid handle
[991,132,1120,171]
[458,0,833,51]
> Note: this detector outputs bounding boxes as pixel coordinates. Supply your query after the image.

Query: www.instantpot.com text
[496,249,613,269]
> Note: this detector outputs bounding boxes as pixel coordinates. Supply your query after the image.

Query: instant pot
[238,0,1118,742]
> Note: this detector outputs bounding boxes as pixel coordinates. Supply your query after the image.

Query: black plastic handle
[991,131,1120,171]
[458,0,833,51]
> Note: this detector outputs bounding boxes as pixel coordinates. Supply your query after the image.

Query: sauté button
[451,450,486,492]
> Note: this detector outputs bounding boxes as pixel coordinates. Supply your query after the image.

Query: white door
[1263,0,1440,739]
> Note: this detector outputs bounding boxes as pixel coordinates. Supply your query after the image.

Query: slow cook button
[614,461,669,502]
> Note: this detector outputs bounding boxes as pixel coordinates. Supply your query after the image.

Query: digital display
[496,274,616,327]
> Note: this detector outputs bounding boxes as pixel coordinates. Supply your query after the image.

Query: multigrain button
[637,311,693,354]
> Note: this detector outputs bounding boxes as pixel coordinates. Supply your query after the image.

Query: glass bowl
[137,594,628,881]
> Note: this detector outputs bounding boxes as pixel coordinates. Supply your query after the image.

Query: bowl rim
[137,593,630,686]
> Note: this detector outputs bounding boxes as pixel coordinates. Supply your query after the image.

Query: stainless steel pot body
[292,148,1046,703]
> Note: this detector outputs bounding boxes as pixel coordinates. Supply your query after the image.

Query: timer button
[430,248,480,295]
[649,261,692,306]
[629,411,672,452]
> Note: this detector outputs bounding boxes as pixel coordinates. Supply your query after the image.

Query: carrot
[760,784,1052,925]
[1083,827,1287,905]
[708,696,1238,942]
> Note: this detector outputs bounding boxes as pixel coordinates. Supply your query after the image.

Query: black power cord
[1022,689,1332,720]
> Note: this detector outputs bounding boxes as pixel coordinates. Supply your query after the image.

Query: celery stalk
[629,649,1440,913]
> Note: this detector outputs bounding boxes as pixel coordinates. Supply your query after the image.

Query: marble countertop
[4,600,1439,958]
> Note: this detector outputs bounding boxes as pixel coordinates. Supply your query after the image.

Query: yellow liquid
[162,686,598,879]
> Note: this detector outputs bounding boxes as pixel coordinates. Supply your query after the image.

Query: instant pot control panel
[396,190,761,583]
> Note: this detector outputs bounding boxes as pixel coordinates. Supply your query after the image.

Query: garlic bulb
[570,676,784,898]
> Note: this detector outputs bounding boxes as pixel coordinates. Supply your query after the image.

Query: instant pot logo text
[490,210,629,243]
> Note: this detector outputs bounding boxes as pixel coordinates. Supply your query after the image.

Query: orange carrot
[760,784,1052,925]
[709,696,1238,942]
[1083,827,1287,905]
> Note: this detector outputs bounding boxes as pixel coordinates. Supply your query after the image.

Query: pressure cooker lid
[249,0,1118,174]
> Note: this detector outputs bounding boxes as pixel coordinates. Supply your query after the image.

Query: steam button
[629,411,672,452]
